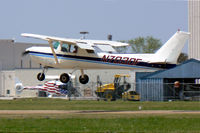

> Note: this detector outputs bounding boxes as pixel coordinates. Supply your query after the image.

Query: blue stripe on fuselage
[29,51,176,69]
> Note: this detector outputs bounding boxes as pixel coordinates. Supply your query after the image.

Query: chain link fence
[69,82,200,101]
[13,80,200,101]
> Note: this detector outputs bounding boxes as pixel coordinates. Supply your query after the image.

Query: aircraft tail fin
[152,31,190,64]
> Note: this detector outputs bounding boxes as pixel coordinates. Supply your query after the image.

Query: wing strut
[48,40,59,64]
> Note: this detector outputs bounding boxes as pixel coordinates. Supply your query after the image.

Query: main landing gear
[79,74,89,84]
[59,69,89,84]
[78,69,89,84]
[37,67,89,84]
[60,73,70,83]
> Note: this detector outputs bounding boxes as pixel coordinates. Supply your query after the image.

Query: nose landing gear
[37,73,45,81]
[37,67,48,81]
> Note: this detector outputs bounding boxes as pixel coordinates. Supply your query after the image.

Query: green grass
[0,98,199,110]
[0,114,199,133]
[0,98,199,132]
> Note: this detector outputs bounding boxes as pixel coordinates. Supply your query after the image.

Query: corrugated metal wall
[188,0,200,60]
[139,78,164,101]
[0,40,15,70]
[0,40,45,70]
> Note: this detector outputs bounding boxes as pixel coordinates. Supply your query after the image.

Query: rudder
[153,31,190,64]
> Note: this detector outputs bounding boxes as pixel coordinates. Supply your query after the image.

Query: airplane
[21,30,190,84]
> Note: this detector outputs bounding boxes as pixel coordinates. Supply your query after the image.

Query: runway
[0,110,199,115]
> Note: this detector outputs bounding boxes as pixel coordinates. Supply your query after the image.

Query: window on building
[7,90,10,94]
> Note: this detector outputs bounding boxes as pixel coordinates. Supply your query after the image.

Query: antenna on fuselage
[80,31,89,39]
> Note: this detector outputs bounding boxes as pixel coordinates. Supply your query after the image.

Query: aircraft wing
[21,33,129,47]
[21,33,129,64]
[21,33,77,44]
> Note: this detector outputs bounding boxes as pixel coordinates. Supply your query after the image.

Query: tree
[118,36,162,54]
[128,37,145,53]
[130,36,162,53]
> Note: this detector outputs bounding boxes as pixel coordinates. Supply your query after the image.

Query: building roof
[141,59,200,79]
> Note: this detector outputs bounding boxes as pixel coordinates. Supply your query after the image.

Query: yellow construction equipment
[96,74,133,101]
[122,91,140,101]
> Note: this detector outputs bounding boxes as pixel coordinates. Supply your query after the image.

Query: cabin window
[61,44,69,52]
[61,43,78,53]
[70,45,78,53]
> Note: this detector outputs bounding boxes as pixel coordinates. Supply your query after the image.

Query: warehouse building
[0,39,44,70]
[136,59,200,101]
[0,39,43,97]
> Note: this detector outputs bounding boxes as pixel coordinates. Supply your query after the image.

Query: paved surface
[0,110,199,114]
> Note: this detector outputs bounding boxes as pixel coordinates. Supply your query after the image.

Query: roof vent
[80,31,89,39]
[107,34,112,41]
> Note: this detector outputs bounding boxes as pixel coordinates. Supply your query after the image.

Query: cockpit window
[53,41,59,49]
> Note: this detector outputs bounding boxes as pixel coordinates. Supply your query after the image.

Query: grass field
[0,114,199,132]
[0,98,199,110]
[0,98,199,132]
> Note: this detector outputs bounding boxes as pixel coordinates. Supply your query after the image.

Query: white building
[0,39,44,97]
[188,0,200,60]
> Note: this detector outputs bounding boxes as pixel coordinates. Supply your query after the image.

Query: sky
[0,0,188,52]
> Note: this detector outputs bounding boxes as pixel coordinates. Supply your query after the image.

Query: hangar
[136,59,200,101]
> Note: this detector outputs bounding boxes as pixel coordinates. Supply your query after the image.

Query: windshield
[53,41,60,49]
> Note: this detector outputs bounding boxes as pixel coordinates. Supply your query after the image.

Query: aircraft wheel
[79,74,89,84]
[37,73,45,81]
[60,73,70,83]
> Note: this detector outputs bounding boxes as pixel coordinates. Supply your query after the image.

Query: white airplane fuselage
[27,46,175,71]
